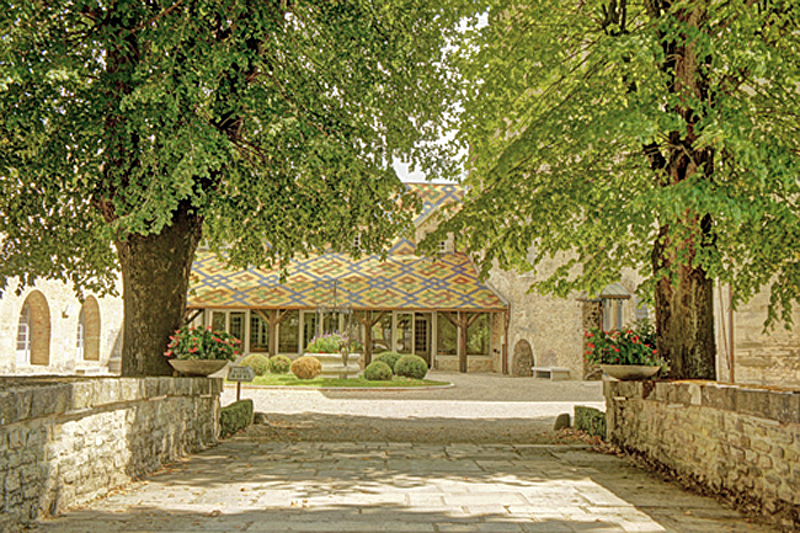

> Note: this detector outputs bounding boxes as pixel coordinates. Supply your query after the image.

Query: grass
[231,373,449,388]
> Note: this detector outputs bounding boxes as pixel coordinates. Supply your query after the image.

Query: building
[0,278,123,375]
[185,184,510,373]
[0,183,797,385]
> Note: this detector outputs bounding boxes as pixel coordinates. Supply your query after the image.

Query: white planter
[306,352,362,379]
[168,359,229,377]
[600,364,660,381]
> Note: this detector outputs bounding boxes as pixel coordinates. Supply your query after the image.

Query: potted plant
[584,322,665,380]
[164,325,242,376]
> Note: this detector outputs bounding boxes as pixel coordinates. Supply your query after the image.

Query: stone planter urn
[309,353,362,379]
[599,364,660,381]
[168,359,229,377]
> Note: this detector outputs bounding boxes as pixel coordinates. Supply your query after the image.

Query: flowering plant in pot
[164,325,242,376]
[584,321,665,380]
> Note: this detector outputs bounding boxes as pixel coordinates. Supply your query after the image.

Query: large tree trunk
[645,3,716,380]
[652,225,716,380]
[116,202,203,376]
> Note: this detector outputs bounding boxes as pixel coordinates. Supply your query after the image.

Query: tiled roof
[187,251,506,311]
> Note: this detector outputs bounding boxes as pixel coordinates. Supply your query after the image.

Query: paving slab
[31,440,778,533]
[28,375,782,532]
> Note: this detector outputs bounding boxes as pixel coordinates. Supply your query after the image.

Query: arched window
[16,301,31,366]
[16,291,51,366]
[78,296,101,361]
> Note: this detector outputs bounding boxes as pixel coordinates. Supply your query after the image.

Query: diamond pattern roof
[187,251,506,311]
[186,184,503,311]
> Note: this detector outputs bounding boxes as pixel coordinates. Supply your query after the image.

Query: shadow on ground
[244,412,584,445]
[31,440,778,533]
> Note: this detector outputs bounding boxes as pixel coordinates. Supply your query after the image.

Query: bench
[532,366,571,381]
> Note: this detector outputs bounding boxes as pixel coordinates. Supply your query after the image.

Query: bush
[373,351,402,373]
[363,361,393,381]
[394,354,428,380]
[239,354,270,376]
[305,333,343,353]
[219,399,254,439]
[269,355,292,374]
[291,356,322,380]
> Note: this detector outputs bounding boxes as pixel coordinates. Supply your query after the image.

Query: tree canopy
[0,0,477,374]
[432,0,800,378]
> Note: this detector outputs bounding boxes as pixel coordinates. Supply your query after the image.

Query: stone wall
[0,376,221,533]
[487,261,584,380]
[715,285,800,389]
[605,380,800,530]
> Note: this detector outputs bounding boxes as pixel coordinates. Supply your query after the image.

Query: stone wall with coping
[605,380,800,530]
[0,376,221,533]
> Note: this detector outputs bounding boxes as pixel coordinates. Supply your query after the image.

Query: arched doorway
[78,296,101,361]
[16,290,51,367]
[511,339,534,377]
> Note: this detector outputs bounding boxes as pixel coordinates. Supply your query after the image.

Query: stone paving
[30,374,781,532]
[31,440,777,533]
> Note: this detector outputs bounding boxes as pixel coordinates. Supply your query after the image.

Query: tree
[435,1,800,379]
[0,0,476,376]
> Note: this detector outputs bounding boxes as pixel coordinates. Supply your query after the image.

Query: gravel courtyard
[225,372,606,444]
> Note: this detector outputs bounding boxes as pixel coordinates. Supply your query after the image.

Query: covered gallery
[185,184,509,373]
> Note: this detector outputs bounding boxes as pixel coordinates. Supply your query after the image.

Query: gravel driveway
[223,372,606,445]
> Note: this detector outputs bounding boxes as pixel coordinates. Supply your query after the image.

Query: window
[372,312,392,354]
[436,312,457,355]
[211,311,226,332]
[229,311,246,342]
[438,239,449,253]
[602,299,624,331]
[249,313,270,353]
[396,313,413,354]
[467,313,491,356]
[76,308,85,360]
[301,311,318,352]
[278,310,300,353]
[16,302,31,366]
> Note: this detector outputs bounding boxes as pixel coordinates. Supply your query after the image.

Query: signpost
[227,365,256,401]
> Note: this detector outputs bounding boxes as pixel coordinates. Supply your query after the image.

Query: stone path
[32,440,777,533]
[30,374,780,532]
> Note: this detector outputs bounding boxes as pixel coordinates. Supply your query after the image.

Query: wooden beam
[458,312,468,373]
[183,308,203,325]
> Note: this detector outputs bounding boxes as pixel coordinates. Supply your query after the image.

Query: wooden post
[355,310,387,366]
[255,309,287,356]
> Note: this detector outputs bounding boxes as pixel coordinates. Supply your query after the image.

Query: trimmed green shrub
[291,355,322,380]
[219,399,254,438]
[364,361,393,381]
[373,351,402,373]
[394,354,428,379]
[269,355,292,374]
[239,354,270,376]
[574,406,606,438]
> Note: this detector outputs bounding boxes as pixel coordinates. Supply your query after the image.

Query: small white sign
[227,366,256,382]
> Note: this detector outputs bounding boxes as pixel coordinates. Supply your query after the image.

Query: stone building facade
[0,184,796,384]
[0,278,123,376]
